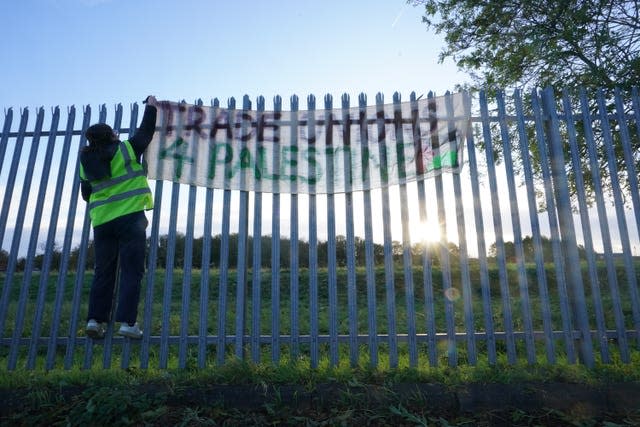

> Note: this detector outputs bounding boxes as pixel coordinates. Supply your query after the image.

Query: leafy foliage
[410,0,640,202]
[410,0,639,93]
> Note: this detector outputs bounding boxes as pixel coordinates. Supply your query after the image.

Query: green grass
[2,257,640,426]
[0,260,639,372]
[2,355,640,426]
[3,350,640,390]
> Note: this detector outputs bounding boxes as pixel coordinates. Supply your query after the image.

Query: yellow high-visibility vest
[80,140,153,226]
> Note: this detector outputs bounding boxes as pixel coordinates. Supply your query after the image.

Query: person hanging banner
[144,92,470,194]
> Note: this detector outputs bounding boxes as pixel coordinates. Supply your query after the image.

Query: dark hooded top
[80,104,157,202]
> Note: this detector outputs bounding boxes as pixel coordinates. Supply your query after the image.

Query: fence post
[235,95,252,361]
[540,87,594,367]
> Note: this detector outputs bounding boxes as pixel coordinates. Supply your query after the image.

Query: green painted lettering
[208,143,232,180]
[160,137,193,179]
[281,145,298,182]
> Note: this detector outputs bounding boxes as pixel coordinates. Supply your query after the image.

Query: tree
[409,0,639,92]
[410,0,639,202]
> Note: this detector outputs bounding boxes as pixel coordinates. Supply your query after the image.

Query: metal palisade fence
[0,87,639,371]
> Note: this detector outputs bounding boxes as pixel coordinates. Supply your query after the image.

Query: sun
[417,218,441,244]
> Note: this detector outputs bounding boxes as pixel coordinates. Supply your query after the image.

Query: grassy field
[1,260,639,366]
[1,262,640,424]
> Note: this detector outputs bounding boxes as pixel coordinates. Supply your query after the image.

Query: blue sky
[1,0,471,256]
[1,0,467,110]
[1,1,638,257]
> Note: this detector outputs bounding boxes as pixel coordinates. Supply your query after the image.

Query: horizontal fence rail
[0,87,639,371]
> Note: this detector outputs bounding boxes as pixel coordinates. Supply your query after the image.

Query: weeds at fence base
[3,379,640,426]
[2,357,640,425]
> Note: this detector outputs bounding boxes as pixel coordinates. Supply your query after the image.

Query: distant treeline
[0,234,593,272]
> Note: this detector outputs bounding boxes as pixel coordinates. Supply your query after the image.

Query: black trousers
[87,210,148,325]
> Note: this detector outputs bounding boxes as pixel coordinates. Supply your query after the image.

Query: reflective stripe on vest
[81,140,153,226]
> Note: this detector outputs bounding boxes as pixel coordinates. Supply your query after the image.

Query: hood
[80,142,119,181]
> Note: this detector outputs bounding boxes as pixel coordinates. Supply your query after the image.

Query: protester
[80,95,157,339]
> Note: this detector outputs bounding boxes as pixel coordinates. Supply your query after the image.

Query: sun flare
[417,219,441,244]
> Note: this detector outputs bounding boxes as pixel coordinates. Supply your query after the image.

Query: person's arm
[81,180,92,202]
[129,96,158,159]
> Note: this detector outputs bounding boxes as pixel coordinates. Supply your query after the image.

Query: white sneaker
[86,319,106,339]
[118,322,143,339]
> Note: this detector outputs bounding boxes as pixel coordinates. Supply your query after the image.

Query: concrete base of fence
[2,381,639,418]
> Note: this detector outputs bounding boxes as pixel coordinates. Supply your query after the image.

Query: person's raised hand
[143,95,158,106]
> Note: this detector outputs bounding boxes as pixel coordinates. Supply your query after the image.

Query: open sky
[1,0,638,258]
[0,0,474,256]
[1,0,468,110]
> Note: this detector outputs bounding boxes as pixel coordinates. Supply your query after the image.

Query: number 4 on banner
[159,137,194,179]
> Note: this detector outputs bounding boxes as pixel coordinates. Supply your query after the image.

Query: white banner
[145,92,470,194]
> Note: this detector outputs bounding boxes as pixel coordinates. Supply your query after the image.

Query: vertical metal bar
[542,87,594,367]
[412,93,437,366]
[159,189,180,369]
[578,90,627,360]
[11,106,59,370]
[101,104,124,369]
[307,94,319,368]
[615,88,640,314]
[0,106,13,350]
[496,91,536,364]
[45,106,77,370]
[80,214,94,370]
[479,90,516,364]
[0,108,13,175]
[216,98,232,366]
[615,88,640,253]
[430,92,457,366]
[0,108,29,339]
[27,106,66,370]
[530,90,576,362]
[375,92,398,368]
[359,93,378,367]
[446,92,477,365]
[341,93,358,367]
[121,103,139,369]
[0,112,21,238]
[561,89,608,362]
[324,94,339,367]
[289,95,301,359]
[5,107,44,370]
[630,86,640,244]
[271,95,282,363]
[198,176,214,368]
[106,106,125,367]
[197,98,215,367]
[178,186,196,369]
[251,97,265,363]
[198,98,215,368]
[463,92,496,364]
[234,95,252,360]
[393,92,418,367]
[159,101,185,369]
[597,88,640,346]
[178,100,202,369]
[513,90,557,363]
[64,105,92,370]
[217,189,232,364]
[140,132,166,369]
[82,105,109,370]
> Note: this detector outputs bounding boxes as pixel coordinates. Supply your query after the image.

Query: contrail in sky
[391,5,406,28]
